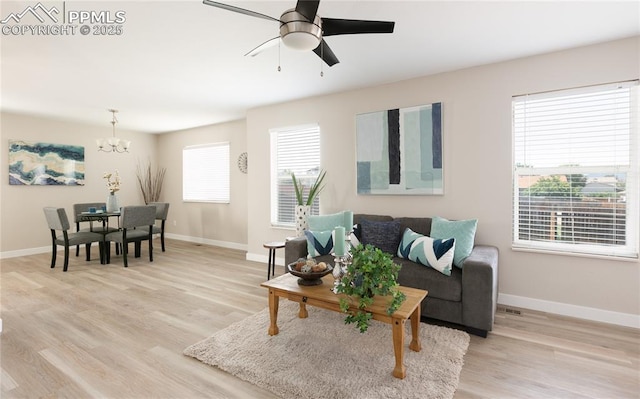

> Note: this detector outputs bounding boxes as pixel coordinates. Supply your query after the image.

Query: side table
[263,241,285,280]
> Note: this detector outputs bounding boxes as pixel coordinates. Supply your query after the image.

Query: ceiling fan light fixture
[279,9,322,51]
[281,31,321,51]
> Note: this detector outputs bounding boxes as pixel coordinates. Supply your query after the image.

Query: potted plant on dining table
[104,170,121,212]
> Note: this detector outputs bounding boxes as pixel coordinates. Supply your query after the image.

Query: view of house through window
[270,125,321,226]
[183,142,230,203]
[513,80,638,258]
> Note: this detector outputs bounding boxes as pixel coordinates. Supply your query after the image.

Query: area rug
[184,301,470,399]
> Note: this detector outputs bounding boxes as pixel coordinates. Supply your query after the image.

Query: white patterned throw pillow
[397,228,456,276]
[304,230,334,257]
[350,223,362,247]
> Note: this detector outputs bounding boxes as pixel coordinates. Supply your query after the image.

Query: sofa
[285,213,499,337]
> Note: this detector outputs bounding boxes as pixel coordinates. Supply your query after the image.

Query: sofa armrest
[461,245,499,332]
[285,237,308,266]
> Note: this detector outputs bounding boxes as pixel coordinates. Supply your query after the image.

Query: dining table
[77,210,122,264]
[77,210,121,232]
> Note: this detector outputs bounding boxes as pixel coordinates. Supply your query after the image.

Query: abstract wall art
[356,103,443,195]
[8,140,85,185]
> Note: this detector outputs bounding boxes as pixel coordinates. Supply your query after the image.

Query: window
[513,81,638,258]
[270,125,321,226]
[183,142,230,203]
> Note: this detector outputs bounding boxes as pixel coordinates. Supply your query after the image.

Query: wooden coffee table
[260,273,428,379]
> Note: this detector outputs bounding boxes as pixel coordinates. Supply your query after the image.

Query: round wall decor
[237,152,248,173]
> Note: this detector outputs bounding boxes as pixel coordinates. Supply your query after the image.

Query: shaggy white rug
[184,301,470,399]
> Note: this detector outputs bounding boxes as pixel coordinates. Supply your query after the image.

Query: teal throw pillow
[304,230,334,257]
[397,228,455,276]
[430,216,477,267]
[308,212,345,231]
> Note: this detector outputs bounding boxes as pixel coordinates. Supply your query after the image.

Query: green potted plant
[336,244,407,333]
[291,169,326,236]
[291,169,326,206]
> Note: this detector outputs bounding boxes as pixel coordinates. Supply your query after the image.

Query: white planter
[295,205,311,237]
[106,193,120,212]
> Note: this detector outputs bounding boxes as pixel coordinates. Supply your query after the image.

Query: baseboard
[0,246,50,259]
[246,251,285,265]
[164,233,247,251]
[498,293,639,329]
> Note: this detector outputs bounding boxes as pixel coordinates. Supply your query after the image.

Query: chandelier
[97,109,130,153]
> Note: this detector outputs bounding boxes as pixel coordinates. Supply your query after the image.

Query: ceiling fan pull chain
[278,39,282,72]
[320,43,324,77]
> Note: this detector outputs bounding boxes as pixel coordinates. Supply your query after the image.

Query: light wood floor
[1,239,638,398]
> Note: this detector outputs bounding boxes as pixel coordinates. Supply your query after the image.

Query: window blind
[513,80,638,258]
[183,142,230,203]
[270,125,321,226]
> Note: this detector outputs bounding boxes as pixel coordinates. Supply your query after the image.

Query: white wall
[246,37,640,325]
[0,111,157,255]
[156,120,248,248]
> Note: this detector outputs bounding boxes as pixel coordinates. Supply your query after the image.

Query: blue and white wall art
[356,103,443,195]
[8,140,85,185]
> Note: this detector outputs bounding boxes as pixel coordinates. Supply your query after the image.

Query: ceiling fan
[202,0,395,67]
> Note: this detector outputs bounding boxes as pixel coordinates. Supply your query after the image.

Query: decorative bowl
[286,263,334,286]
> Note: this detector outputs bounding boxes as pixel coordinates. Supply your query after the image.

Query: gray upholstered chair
[104,205,156,267]
[142,202,170,252]
[73,202,119,256]
[43,207,105,272]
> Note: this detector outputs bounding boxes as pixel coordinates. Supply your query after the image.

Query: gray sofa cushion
[353,214,394,224]
[395,257,462,302]
[396,217,433,237]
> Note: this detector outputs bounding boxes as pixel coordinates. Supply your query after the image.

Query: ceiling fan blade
[295,0,320,22]
[244,37,281,57]
[321,18,395,36]
[202,0,280,23]
[313,39,339,67]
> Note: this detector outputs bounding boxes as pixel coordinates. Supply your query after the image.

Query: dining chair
[142,202,170,252]
[73,202,119,256]
[43,207,105,272]
[104,205,156,267]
